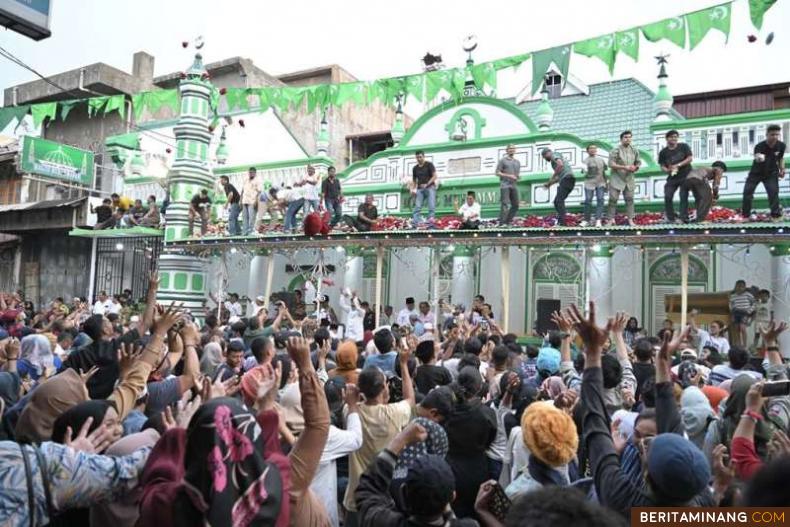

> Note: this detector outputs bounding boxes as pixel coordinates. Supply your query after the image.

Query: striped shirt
[729,291,755,313]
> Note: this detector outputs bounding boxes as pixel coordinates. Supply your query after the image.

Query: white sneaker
[595,220,603,227]
[579,221,589,227]
[749,213,758,221]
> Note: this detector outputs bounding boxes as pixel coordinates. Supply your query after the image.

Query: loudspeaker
[536,299,561,334]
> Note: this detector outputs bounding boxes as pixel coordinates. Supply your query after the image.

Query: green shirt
[550,154,574,181]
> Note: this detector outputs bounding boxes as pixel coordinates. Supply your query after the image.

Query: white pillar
[771,245,790,357]
[247,253,268,301]
[374,246,384,328]
[451,246,475,308]
[501,247,511,334]
[587,245,613,323]
[432,248,441,328]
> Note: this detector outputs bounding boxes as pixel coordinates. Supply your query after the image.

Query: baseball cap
[404,454,455,516]
[255,296,266,303]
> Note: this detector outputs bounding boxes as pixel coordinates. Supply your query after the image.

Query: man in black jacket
[356,422,474,527]
[565,302,715,517]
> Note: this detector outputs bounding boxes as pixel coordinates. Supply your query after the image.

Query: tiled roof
[516,78,685,151]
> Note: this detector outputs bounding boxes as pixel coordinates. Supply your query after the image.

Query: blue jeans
[303,199,319,215]
[584,186,605,223]
[228,203,241,235]
[284,198,304,232]
[325,199,342,226]
[413,186,436,223]
[242,204,256,235]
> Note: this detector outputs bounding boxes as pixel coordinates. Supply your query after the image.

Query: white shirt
[252,303,267,316]
[418,312,434,325]
[304,281,317,304]
[311,414,363,527]
[92,299,112,315]
[696,329,730,356]
[303,176,320,201]
[340,295,365,342]
[459,201,481,221]
[396,307,417,326]
[106,300,121,315]
[224,301,243,318]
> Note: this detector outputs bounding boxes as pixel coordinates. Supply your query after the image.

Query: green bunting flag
[104,95,125,118]
[491,53,530,71]
[748,0,777,29]
[31,102,57,127]
[574,34,616,73]
[686,2,732,50]
[59,100,79,121]
[641,16,686,48]
[531,46,571,94]
[132,90,180,121]
[615,29,640,61]
[88,96,108,117]
[0,105,29,131]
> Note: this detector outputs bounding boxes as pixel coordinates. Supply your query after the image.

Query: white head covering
[20,334,55,375]
[199,342,223,378]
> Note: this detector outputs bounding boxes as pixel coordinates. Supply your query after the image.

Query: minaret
[156,48,215,318]
[535,81,554,132]
[316,112,329,156]
[391,96,405,147]
[653,54,674,122]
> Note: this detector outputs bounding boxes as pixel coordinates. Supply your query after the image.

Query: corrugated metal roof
[0,197,85,213]
[516,79,685,150]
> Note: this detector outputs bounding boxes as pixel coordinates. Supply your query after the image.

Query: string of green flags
[0,0,777,132]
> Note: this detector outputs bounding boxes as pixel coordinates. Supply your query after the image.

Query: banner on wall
[20,135,95,186]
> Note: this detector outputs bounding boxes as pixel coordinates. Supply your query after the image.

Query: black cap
[404,455,455,516]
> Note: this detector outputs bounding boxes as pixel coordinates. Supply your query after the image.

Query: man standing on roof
[541,147,576,226]
[607,130,641,226]
[658,129,694,223]
[412,150,437,226]
[497,144,520,226]
[219,175,242,236]
[742,123,785,222]
[240,167,260,236]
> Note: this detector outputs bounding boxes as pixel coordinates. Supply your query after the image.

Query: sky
[0,0,788,110]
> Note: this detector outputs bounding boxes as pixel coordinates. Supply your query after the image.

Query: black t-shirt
[750,140,786,178]
[191,194,212,209]
[412,162,436,187]
[60,328,140,399]
[95,205,112,223]
[658,143,693,179]
[223,183,240,204]
[358,203,378,221]
[321,177,342,200]
[414,364,453,395]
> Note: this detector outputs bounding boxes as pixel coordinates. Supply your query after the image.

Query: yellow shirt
[343,400,413,511]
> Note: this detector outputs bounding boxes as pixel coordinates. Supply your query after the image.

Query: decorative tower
[316,112,329,156]
[391,96,405,146]
[215,126,229,165]
[462,35,483,97]
[156,48,215,317]
[653,54,673,122]
[535,81,554,132]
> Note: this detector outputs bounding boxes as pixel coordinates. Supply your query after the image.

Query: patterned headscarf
[177,397,289,527]
[393,417,449,479]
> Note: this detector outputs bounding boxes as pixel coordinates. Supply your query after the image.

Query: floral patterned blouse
[0,440,150,527]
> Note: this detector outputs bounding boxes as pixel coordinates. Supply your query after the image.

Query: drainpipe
[79,68,86,91]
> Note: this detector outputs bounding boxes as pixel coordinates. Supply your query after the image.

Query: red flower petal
[747,34,757,42]
[238,119,246,128]
[219,87,227,95]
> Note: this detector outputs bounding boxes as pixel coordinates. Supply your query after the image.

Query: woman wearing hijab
[680,386,715,450]
[138,397,291,527]
[390,416,449,510]
[15,369,88,443]
[505,402,579,499]
[444,366,497,519]
[330,340,359,385]
[18,334,60,381]
[200,341,223,378]
[624,317,643,347]
[703,373,787,462]
[0,421,151,526]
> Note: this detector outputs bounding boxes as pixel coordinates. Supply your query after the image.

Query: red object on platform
[747,34,758,42]
[219,87,227,95]
[304,211,330,236]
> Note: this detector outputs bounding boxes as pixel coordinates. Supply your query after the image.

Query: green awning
[69,226,163,238]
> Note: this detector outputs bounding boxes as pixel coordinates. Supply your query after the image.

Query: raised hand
[152,302,185,335]
[79,366,100,385]
[64,417,114,454]
[759,321,787,346]
[745,381,765,413]
[567,302,608,358]
[609,311,628,335]
[118,342,144,379]
[550,310,572,333]
[659,324,691,363]
[711,444,734,492]
[176,393,202,428]
[286,336,312,371]
[344,383,361,409]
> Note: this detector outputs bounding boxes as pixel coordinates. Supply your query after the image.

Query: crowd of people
[95,123,785,235]
[0,269,789,526]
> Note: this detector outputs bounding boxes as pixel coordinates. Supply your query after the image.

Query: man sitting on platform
[683,161,727,223]
[458,191,481,229]
[343,193,378,232]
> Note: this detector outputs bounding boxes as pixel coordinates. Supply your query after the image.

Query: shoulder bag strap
[19,443,36,527]
[33,447,54,521]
